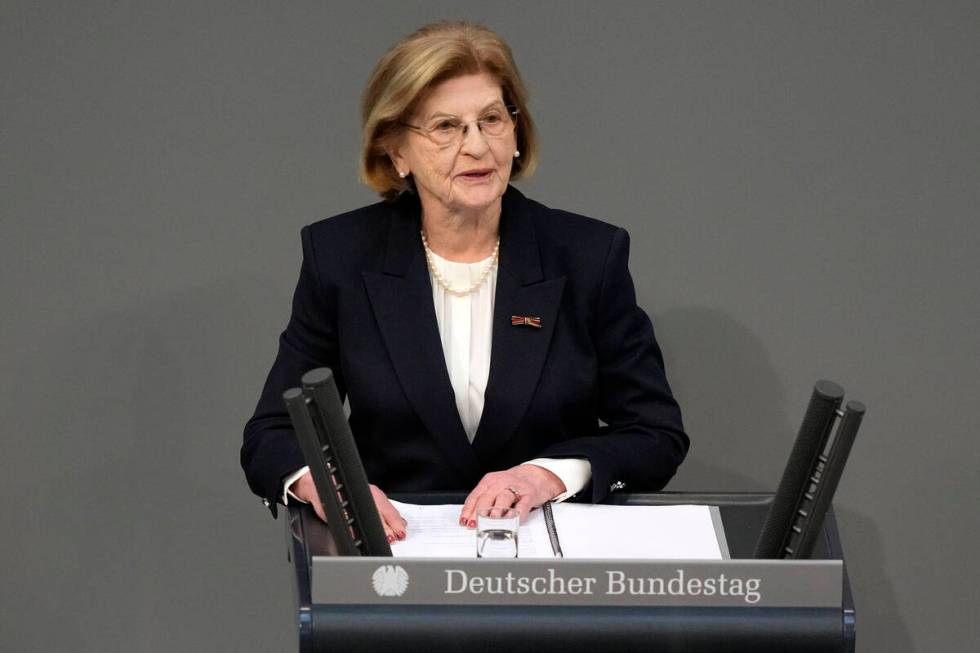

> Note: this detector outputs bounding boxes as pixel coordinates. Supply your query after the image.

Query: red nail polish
[468,519,476,528]
[387,534,394,543]
[398,531,406,540]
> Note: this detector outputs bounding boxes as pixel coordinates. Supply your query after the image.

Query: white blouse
[426,249,497,441]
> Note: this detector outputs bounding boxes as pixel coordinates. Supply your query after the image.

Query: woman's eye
[433,120,458,132]
[482,113,503,124]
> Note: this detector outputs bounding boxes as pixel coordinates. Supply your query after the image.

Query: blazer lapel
[362,196,481,482]
[472,188,565,462]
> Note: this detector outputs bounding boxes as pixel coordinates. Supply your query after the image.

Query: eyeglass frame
[399,104,520,148]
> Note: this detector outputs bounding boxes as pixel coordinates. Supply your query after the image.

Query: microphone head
[301,367,334,388]
[844,400,866,416]
[282,387,304,401]
[814,380,845,401]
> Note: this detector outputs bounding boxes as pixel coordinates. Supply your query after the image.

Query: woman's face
[389,72,517,217]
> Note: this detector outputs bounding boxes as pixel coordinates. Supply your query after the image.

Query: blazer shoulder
[523,195,625,244]
[300,200,393,279]
[520,196,627,272]
[305,200,391,241]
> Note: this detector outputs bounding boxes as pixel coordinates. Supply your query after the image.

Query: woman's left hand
[459,464,566,527]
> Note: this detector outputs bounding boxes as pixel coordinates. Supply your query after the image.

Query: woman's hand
[459,464,566,527]
[290,471,407,543]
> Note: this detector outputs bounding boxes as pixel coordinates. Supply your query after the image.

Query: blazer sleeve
[536,227,689,502]
[241,225,343,515]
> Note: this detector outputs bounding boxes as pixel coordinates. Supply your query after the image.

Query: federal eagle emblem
[371,565,409,597]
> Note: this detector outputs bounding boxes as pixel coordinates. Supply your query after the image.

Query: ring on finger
[506,486,521,499]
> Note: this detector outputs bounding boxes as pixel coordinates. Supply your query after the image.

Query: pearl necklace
[421,230,500,297]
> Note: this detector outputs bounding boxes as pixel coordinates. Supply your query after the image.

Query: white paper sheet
[388,501,553,558]
[549,503,724,559]
[387,500,724,560]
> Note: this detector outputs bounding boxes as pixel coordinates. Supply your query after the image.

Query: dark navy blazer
[242,186,687,517]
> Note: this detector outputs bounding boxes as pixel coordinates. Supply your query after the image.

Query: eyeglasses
[401,105,519,148]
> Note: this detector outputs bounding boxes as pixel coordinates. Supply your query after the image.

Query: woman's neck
[420,198,501,263]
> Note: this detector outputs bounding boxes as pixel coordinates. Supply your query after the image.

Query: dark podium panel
[285,492,856,653]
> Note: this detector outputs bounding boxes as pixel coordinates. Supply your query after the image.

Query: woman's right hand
[290,471,407,543]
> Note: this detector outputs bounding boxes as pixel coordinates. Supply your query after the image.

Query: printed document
[388,501,727,559]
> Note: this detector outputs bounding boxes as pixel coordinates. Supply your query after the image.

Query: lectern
[284,491,855,653]
[280,375,860,651]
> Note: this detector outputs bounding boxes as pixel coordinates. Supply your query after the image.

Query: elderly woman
[242,21,687,543]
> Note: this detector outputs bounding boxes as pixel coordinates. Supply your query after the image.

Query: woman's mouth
[458,169,493,181]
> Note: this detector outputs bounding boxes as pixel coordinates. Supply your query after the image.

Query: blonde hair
[360,21,539,200]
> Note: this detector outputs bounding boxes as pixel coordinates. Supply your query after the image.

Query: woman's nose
[459,122,491,154]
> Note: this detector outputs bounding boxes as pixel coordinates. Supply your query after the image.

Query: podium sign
[312,558,842,608]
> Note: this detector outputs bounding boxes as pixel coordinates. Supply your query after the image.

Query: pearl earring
[514,150,521,158]
[399,171,407,178]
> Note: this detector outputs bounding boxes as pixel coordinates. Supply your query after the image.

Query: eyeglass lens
[425,109,515,145]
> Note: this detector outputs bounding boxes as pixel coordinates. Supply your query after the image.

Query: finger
[469,489,503,524]
[513,494,535,522]
[460,482,490,527]
[366,486,395,543]
[381,521,395,544]
[386,508,408,533]
[459,490,477,526]
[491,489,520,513]
[374,502,396,543]
[374,493,406,541]
[381,504,407,540]
[461,484,497,527]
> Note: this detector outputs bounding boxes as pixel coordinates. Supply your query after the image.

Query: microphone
[754,380,864,559]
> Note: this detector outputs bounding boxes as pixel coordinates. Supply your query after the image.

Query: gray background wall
[2,1,977,651]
